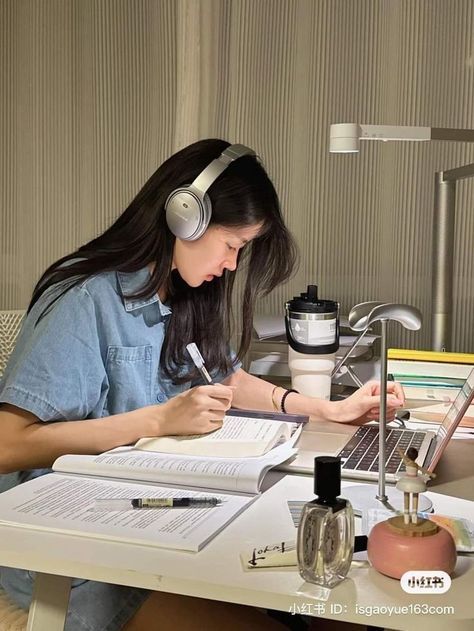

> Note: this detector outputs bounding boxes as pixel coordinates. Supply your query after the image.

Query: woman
[0,139,403,630]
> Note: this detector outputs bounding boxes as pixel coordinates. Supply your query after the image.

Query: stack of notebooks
[388,348,474,428]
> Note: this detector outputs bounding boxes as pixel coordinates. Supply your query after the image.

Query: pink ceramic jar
[367,516,457,579]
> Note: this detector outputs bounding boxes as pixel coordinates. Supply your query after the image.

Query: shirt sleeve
[0,285,106,421]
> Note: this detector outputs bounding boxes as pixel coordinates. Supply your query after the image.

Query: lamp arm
[432,163,474,351]
[431,128,474,143]
[361,125,474,143]
[442,161,474,181]
[358,124,430,141]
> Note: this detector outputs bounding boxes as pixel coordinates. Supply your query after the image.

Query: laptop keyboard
[337,426,426,474]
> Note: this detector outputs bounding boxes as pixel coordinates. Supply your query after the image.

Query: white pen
[186,342,215,385]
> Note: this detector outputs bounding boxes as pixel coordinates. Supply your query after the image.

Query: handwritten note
[240,540,297,569]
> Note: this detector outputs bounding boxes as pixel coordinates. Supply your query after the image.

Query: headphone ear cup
[191,193,212,241]
[165,144,255,240]
[165,188,207,240]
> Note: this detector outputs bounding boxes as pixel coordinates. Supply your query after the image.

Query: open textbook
[135,410,303,458]
[0,440,297,553]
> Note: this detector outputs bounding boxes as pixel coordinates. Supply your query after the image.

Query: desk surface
[427,438,474,500]
[0,474,472,631]
[285,417,474,502]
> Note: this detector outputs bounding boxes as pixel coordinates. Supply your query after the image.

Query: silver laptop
[279,367,474,482]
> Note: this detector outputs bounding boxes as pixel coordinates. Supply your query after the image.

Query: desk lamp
[329,122,474,351]
[341,301,432,515]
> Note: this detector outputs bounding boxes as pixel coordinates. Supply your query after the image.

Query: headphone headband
[165,143,256,241]
[192,144,256,196]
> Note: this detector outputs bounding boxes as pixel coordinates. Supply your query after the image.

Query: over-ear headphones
[165,143,256,240]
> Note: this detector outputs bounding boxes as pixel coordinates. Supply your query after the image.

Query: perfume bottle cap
[314,456,341,500]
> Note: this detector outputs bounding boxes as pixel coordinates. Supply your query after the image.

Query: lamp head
[349,302,422,331]
[329,123,361,153]
[348,301,385,330]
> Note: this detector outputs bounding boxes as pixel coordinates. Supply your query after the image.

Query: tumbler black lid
[286,285,338,314]
[314,456,341,499]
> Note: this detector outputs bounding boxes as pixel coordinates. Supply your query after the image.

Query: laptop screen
[428,367,474,472]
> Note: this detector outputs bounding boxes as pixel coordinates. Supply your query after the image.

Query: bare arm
[0,383,234,473]
[224,369,404,424]
[0,404,160,473]
[224,369,335,419]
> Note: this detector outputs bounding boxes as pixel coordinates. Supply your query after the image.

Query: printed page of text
[0,474,255,552]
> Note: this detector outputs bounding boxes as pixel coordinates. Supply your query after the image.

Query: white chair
[0,590,27,630]
[0,310,26,495]
[0,311,25,378]
[0,310,28,629]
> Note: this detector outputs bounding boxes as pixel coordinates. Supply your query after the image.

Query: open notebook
[280,367,474,482]
[135,409,305,458]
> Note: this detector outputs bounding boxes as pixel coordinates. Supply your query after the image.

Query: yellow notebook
[388,348,474,364]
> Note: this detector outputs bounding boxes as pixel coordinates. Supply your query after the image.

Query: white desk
[427,438,474,501]
[0,474,472,631]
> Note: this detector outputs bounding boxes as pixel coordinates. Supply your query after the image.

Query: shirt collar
[117,269,172,316]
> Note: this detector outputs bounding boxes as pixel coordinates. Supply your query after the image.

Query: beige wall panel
[1,0,177,308]
[206,0,474,352]
[1,0,473,353]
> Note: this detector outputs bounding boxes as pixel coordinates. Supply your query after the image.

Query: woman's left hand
[330,380,405,425]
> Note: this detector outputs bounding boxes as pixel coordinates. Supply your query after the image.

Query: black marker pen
[92,497,222,511]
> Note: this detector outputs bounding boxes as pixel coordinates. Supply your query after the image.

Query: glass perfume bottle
[297,456,354,587]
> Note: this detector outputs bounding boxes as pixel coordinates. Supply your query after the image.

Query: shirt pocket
[105,345,153,414]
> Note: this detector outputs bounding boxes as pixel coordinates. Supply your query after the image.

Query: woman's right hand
[329,380,405,425]
[152,385,234,436]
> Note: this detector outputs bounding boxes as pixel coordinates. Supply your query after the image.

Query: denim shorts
[0,567,150,631]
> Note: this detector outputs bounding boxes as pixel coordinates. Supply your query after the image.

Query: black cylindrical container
[285,285,339,355]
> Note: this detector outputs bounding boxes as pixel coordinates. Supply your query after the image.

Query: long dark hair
[29,139,298,381]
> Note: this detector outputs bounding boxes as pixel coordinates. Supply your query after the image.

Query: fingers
[194,419,224,435]
[367,404,398,416]
[340,381,403,426]
[191,386,233,422]
[198,384,234,395]
[361,380,379,395]
[367,381,405,406]
[207,407,229,421]
[353,418,372,425]
[207,418,224,428]
[363,393,403,410]
[188,385,233,416]
[195,384,234,403]
[161,387,233,436]
[364,393,381,406]
[188,412,225,434]
[387,381,405,405]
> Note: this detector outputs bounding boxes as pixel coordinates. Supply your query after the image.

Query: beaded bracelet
[280,388,298,414]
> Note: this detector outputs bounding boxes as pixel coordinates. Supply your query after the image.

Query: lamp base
[343,484,433,517]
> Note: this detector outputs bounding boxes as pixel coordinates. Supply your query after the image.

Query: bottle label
[139,498,173,507]
[323,519,340,564]
[290,318,336,345]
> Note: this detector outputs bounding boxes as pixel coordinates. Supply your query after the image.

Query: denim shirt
[0,268,240,485]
